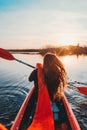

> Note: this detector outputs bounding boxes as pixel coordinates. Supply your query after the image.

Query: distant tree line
[39,45,87,56]
[9,45,87,56]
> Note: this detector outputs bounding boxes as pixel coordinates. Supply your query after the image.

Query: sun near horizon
[58,33,77,46]
[0,0,87,49]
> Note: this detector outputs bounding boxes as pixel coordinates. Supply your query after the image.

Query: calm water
[0,54,87,130]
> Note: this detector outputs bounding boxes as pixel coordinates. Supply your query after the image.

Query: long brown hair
[43,53,67,100]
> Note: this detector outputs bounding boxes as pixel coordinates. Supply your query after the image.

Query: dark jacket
[29,69,38,89]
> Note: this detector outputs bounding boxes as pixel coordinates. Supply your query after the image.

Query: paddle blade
[0,48,15,60]
[77,87,87,96]
[0,123,8,130]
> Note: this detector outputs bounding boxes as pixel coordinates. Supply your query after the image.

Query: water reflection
[60,55,87,84]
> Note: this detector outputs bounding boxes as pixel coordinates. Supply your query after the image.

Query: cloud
[0,0,87,14]
[0,1,87,48]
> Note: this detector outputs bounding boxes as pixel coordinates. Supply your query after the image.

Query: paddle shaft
[15,58,35,69]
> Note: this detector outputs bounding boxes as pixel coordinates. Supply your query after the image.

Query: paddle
[77,86,87,96]
[0,48,35,69]
[0,48,87,96]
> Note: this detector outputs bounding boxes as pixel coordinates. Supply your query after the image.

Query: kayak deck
[19,91,70,130]
[11,86,80,130]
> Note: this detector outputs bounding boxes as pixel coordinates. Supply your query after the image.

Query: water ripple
[0,72,31,128]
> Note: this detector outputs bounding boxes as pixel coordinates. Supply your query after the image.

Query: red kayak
[10,64,81,130]
[10,86,81,130]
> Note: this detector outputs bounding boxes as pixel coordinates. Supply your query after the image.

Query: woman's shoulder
[29,69,37,81]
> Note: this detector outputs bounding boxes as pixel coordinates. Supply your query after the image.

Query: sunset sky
[0,0,87,49]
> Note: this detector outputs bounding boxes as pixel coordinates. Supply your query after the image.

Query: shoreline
[9,45,87,56]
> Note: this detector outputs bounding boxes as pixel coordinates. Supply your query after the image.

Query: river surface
[0,54,87,130]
